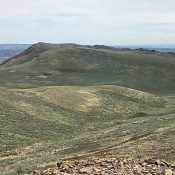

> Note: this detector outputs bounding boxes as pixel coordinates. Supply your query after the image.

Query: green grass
[0,43,174,94]
[0,43,175,174]
[0,85,175,174]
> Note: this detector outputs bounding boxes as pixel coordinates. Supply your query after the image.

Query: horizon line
[0,42,175,48]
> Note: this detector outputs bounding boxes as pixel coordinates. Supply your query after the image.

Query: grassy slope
[0,85,175,174]
[0,43,175,174]
[0,43,175,94]
[0,58,6,64]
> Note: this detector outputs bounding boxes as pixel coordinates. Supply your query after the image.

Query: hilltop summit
[0,42,174,93]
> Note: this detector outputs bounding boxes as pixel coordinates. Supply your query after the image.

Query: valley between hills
[0,43,175,175]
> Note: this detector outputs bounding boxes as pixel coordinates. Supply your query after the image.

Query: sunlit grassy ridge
[0,85,175,174]
[0,43,175,94]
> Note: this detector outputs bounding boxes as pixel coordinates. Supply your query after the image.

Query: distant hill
[1,42,175,94]
[0,57,7,64]
[114,45,175,53]
[0,44,31,58]
[152,48,175,52]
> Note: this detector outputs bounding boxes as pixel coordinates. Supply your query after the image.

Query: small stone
[142,170,149,173]
[118,160,124,169]
[138,159,145,165]
[145,159,155,164]
[165,169,173,175]
[154,159,161,165]
[170,164,175,168]
[47,168,56,175]
[57,173,70,175]
[79,166,94,174]
[142,162,147,167]
[94,158,105,164]
[133,165,142,175]
[93,167,102,173]
[156,169,163,174]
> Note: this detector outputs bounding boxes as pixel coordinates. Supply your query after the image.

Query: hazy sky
[0,0,175,45]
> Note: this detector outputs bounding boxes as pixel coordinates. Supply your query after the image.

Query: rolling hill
[0,43,175,174]
[1,42,175,94]
[0,85,175,175]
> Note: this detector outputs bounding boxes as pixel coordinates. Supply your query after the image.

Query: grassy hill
[0,85,175,174]
[1,42,175,94]
[0,43,175,174]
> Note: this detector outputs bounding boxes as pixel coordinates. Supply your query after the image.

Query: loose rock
[25,158,175,175]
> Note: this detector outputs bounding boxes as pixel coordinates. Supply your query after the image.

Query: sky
[0,0,175,46]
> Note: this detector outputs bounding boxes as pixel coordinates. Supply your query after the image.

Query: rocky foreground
[25,157,175,175]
